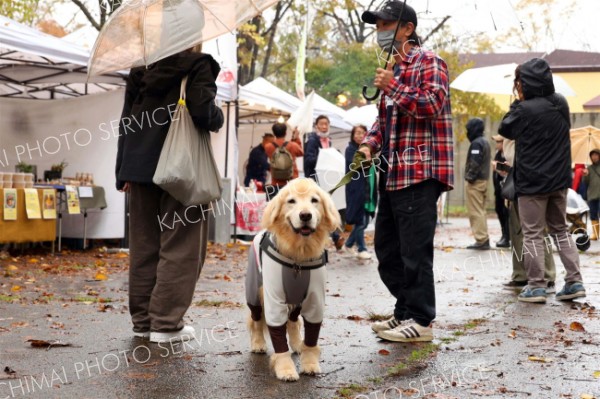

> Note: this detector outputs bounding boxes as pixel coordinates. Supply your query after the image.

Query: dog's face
[262,178,340,238]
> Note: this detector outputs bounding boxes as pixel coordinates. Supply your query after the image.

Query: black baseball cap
[361,1,418,26]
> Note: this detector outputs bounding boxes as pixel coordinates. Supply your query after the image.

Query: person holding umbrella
[359,1,454,342]
[116,45,224,343]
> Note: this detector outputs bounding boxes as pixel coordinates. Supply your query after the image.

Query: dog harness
[259,232,328,273]
[246,230,329,327]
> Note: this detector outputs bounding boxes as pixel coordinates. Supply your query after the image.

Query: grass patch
[71,296,112,303]
[365,310,393,322]
[0,294,19,302]
[194,299,241,308]
[367,376,383,384]
[387,362,408,376]
[408,343,439,362]
[387,343,440,376]
[336,383,368,398]
[450,318,487,338]
[464,318,486,330]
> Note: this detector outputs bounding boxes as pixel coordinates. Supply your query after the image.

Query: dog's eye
[287,198,296,204]
[311,197,319,203]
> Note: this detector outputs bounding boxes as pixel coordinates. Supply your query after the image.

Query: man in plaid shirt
[360,1,454,343]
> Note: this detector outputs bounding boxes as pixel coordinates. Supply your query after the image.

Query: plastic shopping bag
[153,76,222,206]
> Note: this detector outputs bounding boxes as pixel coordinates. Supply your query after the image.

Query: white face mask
[377,30,399,51]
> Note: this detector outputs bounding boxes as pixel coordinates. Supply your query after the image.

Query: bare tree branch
[421,15,451,44]
[71,0,101,30]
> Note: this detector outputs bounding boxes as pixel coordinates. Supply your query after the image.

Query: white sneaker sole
[377,331,433,342]
[517,296,546,303]
[556,291,586,301]
[149,326,195,343]
[133,331,150,338]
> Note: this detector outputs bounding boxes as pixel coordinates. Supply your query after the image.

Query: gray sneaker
[517,286,547,303]
[371,317,404,333]
[556,282,586,301]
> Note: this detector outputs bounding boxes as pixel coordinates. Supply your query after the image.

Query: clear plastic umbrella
[88,0,279,77]
[450,63,576,97]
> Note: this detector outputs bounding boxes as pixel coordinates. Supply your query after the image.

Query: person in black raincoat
[498,58,585,303]
[115,46,224,342]
[464,118,491,250]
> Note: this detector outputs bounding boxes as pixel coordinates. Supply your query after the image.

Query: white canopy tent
[236,78,355,186]
[238,77,352,130]
[343,104,378,128]
[0,15,124,99]
[0,16,238,240]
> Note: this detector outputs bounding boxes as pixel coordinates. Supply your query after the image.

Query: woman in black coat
[115,47,224,343]
[343,125,377,259]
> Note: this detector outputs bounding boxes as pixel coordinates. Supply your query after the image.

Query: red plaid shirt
[363,46,454,192]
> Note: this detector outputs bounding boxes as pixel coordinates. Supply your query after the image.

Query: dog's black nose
[299,212,312,222]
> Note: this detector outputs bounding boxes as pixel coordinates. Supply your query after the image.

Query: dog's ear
[262,189,284,230]
[317,188,341,232]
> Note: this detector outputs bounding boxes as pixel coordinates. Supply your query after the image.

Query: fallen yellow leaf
[28,258,40,264]
[580,394,595,399]
[528,356,553,363]
[94,273,108,281]
[11,285,21,292]
[115,253,128,259]
[593,371,600,379]
[7,265,18,271]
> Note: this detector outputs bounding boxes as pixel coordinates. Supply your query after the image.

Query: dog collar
[260,232,328,271]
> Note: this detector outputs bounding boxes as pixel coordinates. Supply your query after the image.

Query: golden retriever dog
[245,178,341,381]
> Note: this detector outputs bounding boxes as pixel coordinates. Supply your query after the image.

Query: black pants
[494,191,510,239]
[375,178,442,327]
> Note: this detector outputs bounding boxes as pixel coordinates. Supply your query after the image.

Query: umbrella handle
[362,85,380,101]
[362,0,408,102]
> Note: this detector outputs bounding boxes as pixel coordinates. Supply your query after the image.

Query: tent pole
[224,102,231,178]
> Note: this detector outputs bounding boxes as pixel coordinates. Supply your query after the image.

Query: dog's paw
[287,318,304,354]
[248,318,268,354]
[299,344,321,375]
[270,352,299,382]
[250,342,267,354]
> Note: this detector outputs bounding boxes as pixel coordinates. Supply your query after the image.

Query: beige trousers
[466,179,489,243]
